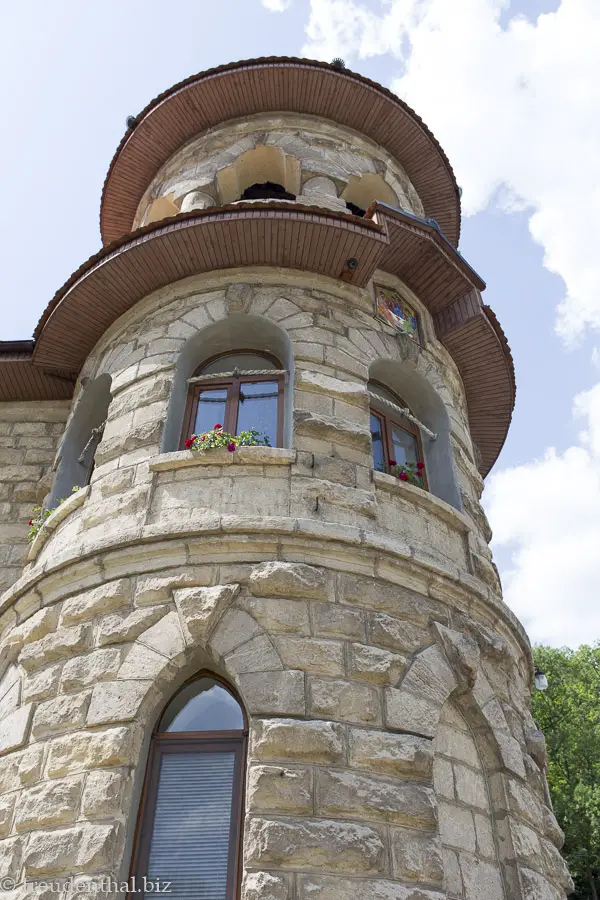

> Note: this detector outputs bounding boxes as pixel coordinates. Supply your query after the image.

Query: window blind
[146,751,236,899]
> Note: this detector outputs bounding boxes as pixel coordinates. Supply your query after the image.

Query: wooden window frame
[129,675,248,900]
[370,383,428,489]
[180,350,285,449]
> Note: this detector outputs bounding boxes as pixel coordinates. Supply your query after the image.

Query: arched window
[369,381,428,487]
[131,676,246,899]
[181,351,285,448]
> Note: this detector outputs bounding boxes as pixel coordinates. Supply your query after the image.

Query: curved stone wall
[132,114,425,229]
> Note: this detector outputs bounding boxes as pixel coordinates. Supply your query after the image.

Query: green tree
[533,644,600,899]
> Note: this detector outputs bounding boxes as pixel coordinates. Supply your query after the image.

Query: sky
[1,0,599,648]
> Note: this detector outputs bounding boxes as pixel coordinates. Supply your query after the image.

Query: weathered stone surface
[311,602,365,640]
[349,728,433,779]
[97,605,168,645]
[297,875,445,900]
[137,610,186,659]
[243,871,293,900]
[400,645,457,706]
[211,608,262,657]
[369,614,426,654]
[22,827,78,876]
[339,573,444,626]
[60,579,132,625]
[453,763,488,810]
[82,769,124,818]
[22,663,61,703]
[245,817,386,873]
[86,679,152,725]
[432,756,454,800]
[3,607,58,651]
[174,583,240,643]
[274,637,344,676]
[134,566,215,606]
[309,678,381,725]
[19,625,92,672]
[252,718,345,763]
[226,634,283,675]
[0,835,24,879]
[32,693,90,738]
[46,727,134,776]
[391,828,444,884]
[0,795,15,837]
[247,765,313,814]
[316,769,437,828]
[117,643,169,680]
[349,643,407,685]
[0,704,33,755]
[248,562,329,600]
[385,688,441,738]
[239,670,305,715]
[15,776,83,830]
[438,803,476,852]
[60,648,122,690]
[239,596,310,634]
[458,852,506,900]
[474,813,496,859]
[435,723,480,768]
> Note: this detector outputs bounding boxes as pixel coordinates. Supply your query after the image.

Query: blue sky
[2,0,599,646]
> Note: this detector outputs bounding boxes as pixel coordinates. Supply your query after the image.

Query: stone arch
[48,373,112,508]
[161,313,294,452]
[341,172,399,213]
[216,145,301,204]
[369,356,460,508]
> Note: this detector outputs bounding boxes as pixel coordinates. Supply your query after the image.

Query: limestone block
[458,852,506,900]
[117,644,170,681]
[453,763,488,810]
[400,645,457,706]
[97,606,168,646]
[247,765,313,814]
[15,776,83,831]
[134,565,216,605]
[61,648,122,691]
[348,644,406,686]
[540,836,574,893]
[474,813,496,859]
[226,635,283,675]
[238,596,310,635]
[309,678,381,725]
[0,794,15,837]
[385,688,441,738]
[243,871,293,900]
[433,757,455,801]
[443,847,464,896]
[0,835,24,879]
[252,718,345,764]
[369,614,426,655]
[349,727,433,779]
[248,561,329,600]
[274,637,344,676]
[210,609,262,657]
[17,745,43,784]
[82,769,125,819]
[295,371,368,407]
[138,610,186,659]
[391,828,444,884]
[174,584,240,643]
[0,704,33,755]
[338,573,444,626]
[102,540,187,580]
[245,817,386,874]
[87,680,152,725]
[19,625,92,673]
[60,579,132,626]
[311,602,365,641]
[22,663,62,703]
[296,875,445,900]
[76,822,122,871]
[432,623,480,689]
[32,693,90,738]
[294,409,371,452]
[505,778,545,830]
[238,671,305,716]
[316,769,437,829]
[435,723,480,768]
[3,607,58,652]
[0,679,20,724]
[46,727,133,776]
[438,803,476,852]
[23,827,78,876]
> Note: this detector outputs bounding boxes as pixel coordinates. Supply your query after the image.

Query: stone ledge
[373,472,470,533]
[27,487,90,564]
[149,446,297,472]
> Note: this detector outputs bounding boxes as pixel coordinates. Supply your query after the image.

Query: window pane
[370,414,386,472]
[235,380,278,445]
[146,751,236,899]
[193,389,228,436]
[390,422,419,467]
[200,353,277,376]
[160,679,244,733]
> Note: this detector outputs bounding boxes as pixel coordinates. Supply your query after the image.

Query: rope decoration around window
[77,419,107,464]
[187,368,289,384]
[368,391,438,441]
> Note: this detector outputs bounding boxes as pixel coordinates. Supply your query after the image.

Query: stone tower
[0,59,570,900]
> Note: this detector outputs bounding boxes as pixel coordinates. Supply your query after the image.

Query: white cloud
[485,382,600,646]
[262,0,292,10]
[302,0,600,344]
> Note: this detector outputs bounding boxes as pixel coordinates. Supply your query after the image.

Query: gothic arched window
[131,676,246,900]
[369,381,428,487]
[180,351,285,448]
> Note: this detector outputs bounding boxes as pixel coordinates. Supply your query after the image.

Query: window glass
[159,678,244,733]
[370,413,386,472]
[200,353,277,376]
[236,381,278,444]
[390,422,419,467]
[193,388,228,435]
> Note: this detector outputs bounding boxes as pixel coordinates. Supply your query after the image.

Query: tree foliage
[532,644,600,899]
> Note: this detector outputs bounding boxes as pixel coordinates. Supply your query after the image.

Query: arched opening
[216,145,301,205]
[130,675,246,900]
[369,380,428,489]
[341,173,399,214]
[162,314,294,453]
[240,181,296,201]
[48,373,112,508]
[369,360,460,509]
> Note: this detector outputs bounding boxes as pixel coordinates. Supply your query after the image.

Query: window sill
[27,486,90,563]
[149,446,297,472]
[373,470,470,533]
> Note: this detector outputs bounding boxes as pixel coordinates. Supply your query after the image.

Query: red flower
[227,442,236,452]
[200,435,206,441]
[389,460,397,467]
[416,471,422,477]
[416,461,425,470]
[213,423,222,430]
[399,471,408,481]
[28,520,33,526]
[184,437,195,449]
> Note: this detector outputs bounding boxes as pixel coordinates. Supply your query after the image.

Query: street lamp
[534,667,549,691]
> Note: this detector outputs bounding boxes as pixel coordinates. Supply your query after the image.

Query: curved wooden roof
[100,57,461,246]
